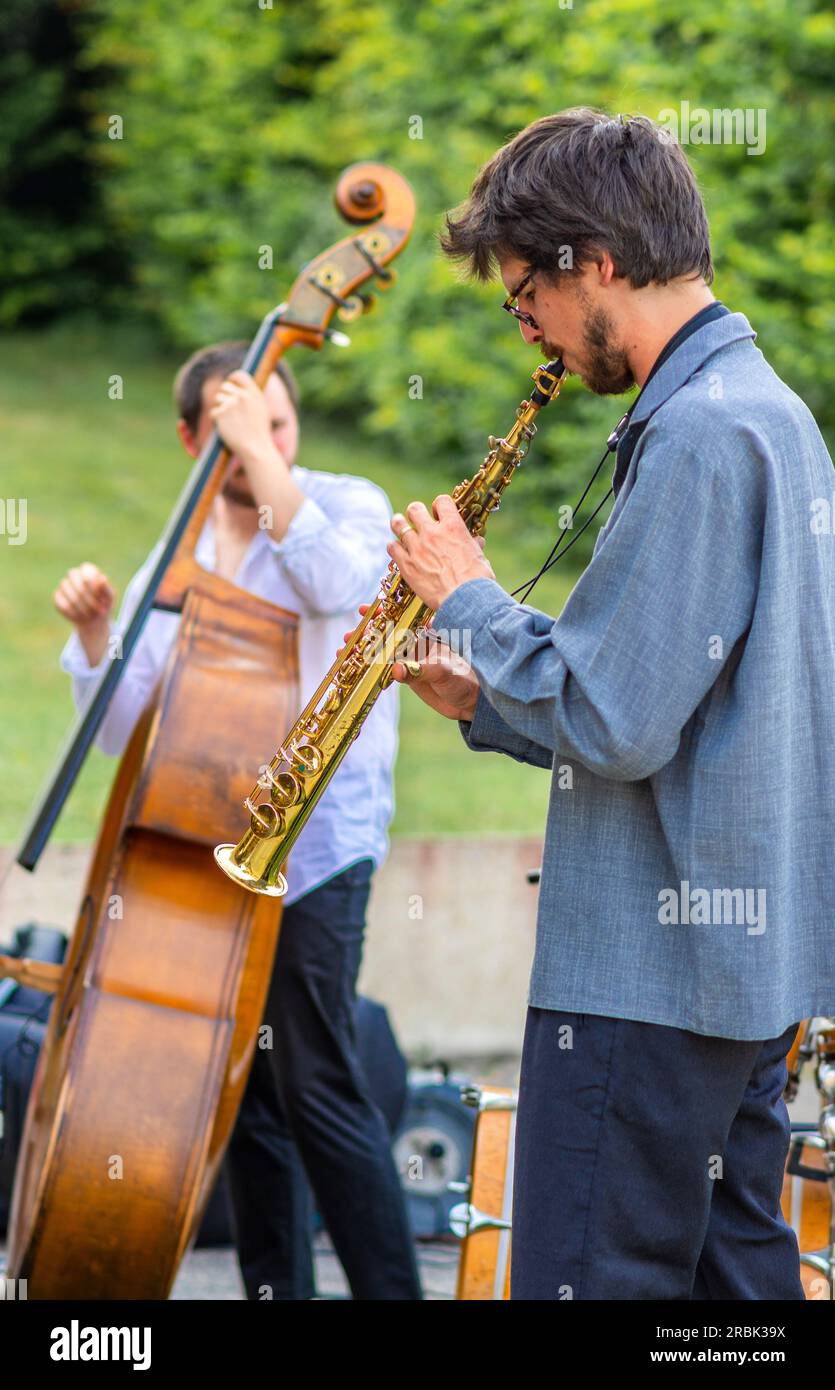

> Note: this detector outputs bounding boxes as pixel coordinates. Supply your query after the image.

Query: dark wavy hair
[174,340,300,433]
[440,108,713,289]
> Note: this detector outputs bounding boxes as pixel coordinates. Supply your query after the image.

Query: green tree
[0,0,117,323]
[15,0,835,558]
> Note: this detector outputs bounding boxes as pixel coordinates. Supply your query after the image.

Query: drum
[452,1090,833,1300]
[781,1131,833,1299]
[785,1020,809,1098]
[450,1085,516,1300]
[782,1019,835,1299]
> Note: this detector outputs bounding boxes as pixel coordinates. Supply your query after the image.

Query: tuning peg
[336,296,364,323]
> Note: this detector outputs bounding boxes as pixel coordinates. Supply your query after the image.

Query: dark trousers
[511,1007,805,1300]
[223,858,422,1300]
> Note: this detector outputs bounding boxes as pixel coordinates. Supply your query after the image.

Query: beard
[221,466,258,508]
[579,305,634,395]
[542,291,634,396]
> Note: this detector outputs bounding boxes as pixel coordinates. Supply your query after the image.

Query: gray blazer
[434,312,835,1040]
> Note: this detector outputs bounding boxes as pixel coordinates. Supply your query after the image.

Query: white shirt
[61,463,399,906]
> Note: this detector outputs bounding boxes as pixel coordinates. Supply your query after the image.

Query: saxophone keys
[289,744,323,776]
[245,800,285,837]
[269,772,302,809]
[321,686,343,715]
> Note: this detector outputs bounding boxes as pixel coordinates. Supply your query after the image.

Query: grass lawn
[0,320,576,846]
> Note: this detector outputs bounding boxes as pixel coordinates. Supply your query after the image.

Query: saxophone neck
[531,357,566,405]
[507,358,567,445]
[453,359,566,534]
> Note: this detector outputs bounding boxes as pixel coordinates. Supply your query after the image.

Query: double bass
[1,164,415,1298]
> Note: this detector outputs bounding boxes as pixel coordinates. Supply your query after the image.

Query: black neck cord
[511,441,615,604]
[513,302,730,604]
[510,385,643,605]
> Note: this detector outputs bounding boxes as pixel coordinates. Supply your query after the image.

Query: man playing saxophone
[383,109,835,1299]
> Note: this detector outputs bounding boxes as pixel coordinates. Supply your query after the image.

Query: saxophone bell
[213,840,288,898]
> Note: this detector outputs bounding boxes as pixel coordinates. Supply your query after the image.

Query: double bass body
[8,578,300,1298]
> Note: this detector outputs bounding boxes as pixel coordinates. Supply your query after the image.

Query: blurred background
[1,0,834,845]
[0,0,833,1294]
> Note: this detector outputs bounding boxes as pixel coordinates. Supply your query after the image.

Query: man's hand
[210,370,284,468]
[387,495,496,612]
[339,606,481,723]
[209,369,305,541]
[53,562,116,666]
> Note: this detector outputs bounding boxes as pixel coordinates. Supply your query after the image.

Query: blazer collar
[629,311,757,427]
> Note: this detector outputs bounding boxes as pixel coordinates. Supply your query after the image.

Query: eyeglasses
[501,270,539,329]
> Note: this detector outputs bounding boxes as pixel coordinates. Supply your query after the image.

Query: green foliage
[0,0,118,323]
[7,0,835,561]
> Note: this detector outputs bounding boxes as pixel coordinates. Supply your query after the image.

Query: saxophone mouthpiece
[530,359,566,408]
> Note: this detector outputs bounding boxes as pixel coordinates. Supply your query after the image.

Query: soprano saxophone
[214,358,565,896]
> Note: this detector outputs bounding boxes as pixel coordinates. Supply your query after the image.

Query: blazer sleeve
[433,411,764,783]
[458,690,554,770]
